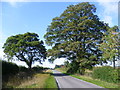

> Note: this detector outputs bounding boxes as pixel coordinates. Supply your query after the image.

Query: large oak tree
[3,32,47,69]
[44,2,108,74]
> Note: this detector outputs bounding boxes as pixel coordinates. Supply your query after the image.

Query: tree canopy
[44,2,108,74]
[3,32,47,69]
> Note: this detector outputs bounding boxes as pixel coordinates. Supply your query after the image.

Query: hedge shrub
[2,60,19,75]
[32,65,43,72]
[92,66,119,83]
[19,66,28,72]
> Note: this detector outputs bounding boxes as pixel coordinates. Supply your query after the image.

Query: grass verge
[56,68,119,88]
[44,74,57,88]
[44,69,57,88]
[71,74,118,88]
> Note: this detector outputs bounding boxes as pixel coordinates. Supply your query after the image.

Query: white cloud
[0,48,5,60]
[97,0,118,2]
[103,16,112,26]
[0,30,6,60]
[12,60,28,67]
[33,58,66,68]
[2,0,27,7]
[8,0,17,7]
[97,0,118,26]
[54,58,65,65]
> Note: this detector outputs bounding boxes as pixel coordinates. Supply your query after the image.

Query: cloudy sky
[0,0,119,68]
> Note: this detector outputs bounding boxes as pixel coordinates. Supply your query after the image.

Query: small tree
[99,26,119,68]
[3,32,47,70]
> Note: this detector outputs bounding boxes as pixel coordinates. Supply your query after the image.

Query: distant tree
[99,26,119,68]
[44,2,108,74]
[64,61,69,67]
[55,65,61,68]
[3,32,47,70]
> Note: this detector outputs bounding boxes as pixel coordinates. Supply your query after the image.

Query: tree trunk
[113,56,116,69]
[26,61,32,71]
[28,62,32,71]
[28,55,33,71]
[28,65,32,70]
[113,60,115,69]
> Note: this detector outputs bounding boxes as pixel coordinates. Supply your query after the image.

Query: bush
[66,61,85,75]
[2,60,19,75]
[92,66,119,83]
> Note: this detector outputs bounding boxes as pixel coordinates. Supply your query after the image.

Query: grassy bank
[2,59,58,88]
[56,68,119,88]
[17,70,57,88]
[17,73,48,88]
[4,70,57,88]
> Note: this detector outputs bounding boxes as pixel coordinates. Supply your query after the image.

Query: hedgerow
[19,66,28,72]
[92,66,119,83]
[32,65,44,72]
[2,60,19,75]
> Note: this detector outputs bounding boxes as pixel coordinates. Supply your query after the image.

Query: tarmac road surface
[53,70,107,89]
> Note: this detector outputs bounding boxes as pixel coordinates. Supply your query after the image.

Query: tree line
[3,2,119,74]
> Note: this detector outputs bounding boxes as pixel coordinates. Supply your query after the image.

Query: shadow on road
[52,73,70,77]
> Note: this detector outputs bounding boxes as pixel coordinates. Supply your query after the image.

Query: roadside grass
[44,74,57,88]
[8,69,58,88]
[44,69,58,88]
[56,68,119,88]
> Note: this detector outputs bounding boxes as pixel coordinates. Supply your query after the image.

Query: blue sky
[0,1,119,68]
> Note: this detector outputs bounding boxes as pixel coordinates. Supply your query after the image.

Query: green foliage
[92,66,119,83]
[67,61,80,74]
[67,61,87,75]
[44,2,108,74]
[64,61,70,67]
[3,32,47,69]
[2,60,19,75]
[99,26,119,68]
[70,74,118,88]
[32,65,43,72]
[19,66,28,72]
